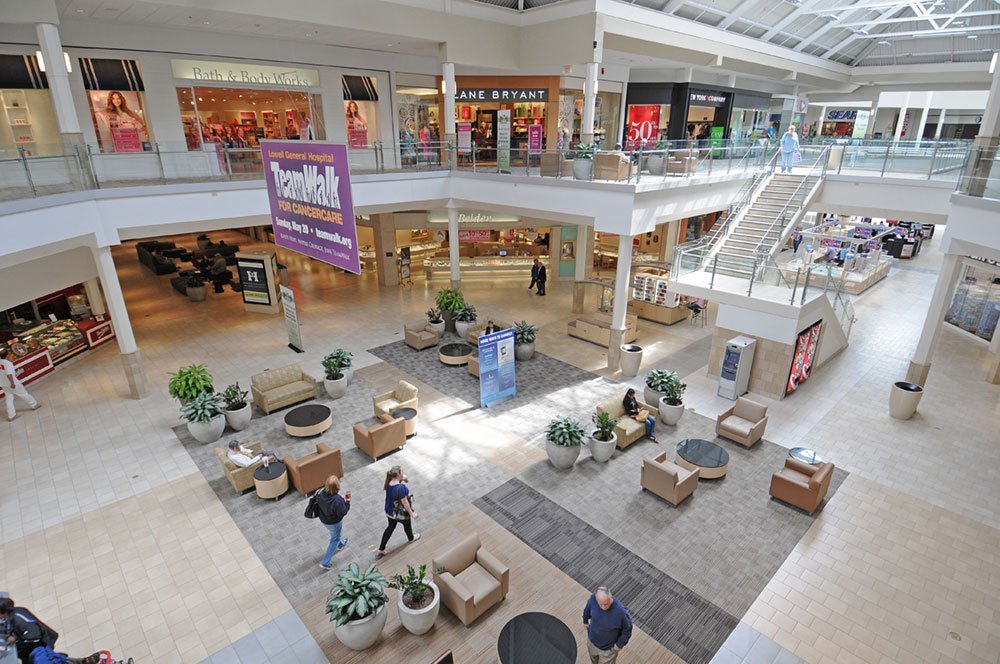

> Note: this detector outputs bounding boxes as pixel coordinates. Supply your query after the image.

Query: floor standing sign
[497,109,511,174]
[280,285,304,353]
[478,328,516,407]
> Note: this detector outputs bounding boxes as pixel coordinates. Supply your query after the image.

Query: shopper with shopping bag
[779,125,800,174]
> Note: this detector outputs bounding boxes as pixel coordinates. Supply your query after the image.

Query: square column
[573,224,594,313]
[607,233,633,371]
[371,213,399,287]
[92,246,148,399]
[447,205,461,289]
[547,226,561,282]
[581,63,599,146]
[442,62,456,145]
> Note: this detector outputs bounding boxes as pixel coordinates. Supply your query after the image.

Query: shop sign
[456,88,548,102]
[280,285,304,353]
[689,91,729,106]
[457,122,472,154]
[479,327,517,407]
[497,109,511,173]
[0,349,53,397]
[527,124,543,155]
[827,110,858,121]
[626,104,661,150]
[238,258,271,306]
[458,229,491,243]
[261,140,360,274]
[170,59,319,88]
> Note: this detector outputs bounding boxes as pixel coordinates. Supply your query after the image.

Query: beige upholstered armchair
[594,152,634,181]
[769,459,835,514]
[667,149,699,175]
[405,320,440,350]
[353,417,406,460]
[716,397,769,448]
[641,452,699,506]
[373,380,418,418]
[283,443,344,495]
[250,364,318,415]
[214,441,262,493]
[433,534,509,626]
[596,395,659,449]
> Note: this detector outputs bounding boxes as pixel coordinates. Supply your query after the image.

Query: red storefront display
[625,104,661,150]
[785,320,823,395]
[76,317,116,349]
[0,348,54,397]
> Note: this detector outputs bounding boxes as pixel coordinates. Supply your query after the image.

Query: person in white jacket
[0,349,38,422]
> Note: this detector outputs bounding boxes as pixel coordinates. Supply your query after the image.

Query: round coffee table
[253,462,288,500]
[439,342,474,366]
[789,447,824,465]
[497,612,576,664]
[676,438,730,479]
[284,404,332,437]
[391,407,417,438]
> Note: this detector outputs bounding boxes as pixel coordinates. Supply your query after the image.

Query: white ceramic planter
[573,158,592,180]
[455,321,471,339]
[647,154,667,175]
[620,344,643,378]
[397,581,440,636]
[224,403,252,431]
[515,342,535,361]
[427,320,445,335]
[889,381,923,420]
[333,604,388,651]
[588,431,617,463]
[187,285,207,302]
[324,376,348,400]
[643,386,665,407]
[341,366,354,384]
[658,398,684,426]
[187,414,225,443]
[546,441,581,469]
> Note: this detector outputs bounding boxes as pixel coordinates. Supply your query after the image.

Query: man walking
[583,586,632,663]
[529,259,540,293]
[0,349,38,422]
[535,260,547,296]
[779,124,800,174]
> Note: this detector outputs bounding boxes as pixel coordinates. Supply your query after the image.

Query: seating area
[214,441,264,493]
[433,533,510,627]
[466,318,512,346]
[373,380,419,418]
[715,396,769,448]
[769,458,835,514]
[641,451,700,506]
[595,395,659,449]
[593,152,637,181]
[136,240,180,275]
[283,443,344,495]
[404,320,441,350]
[251,363,319,415]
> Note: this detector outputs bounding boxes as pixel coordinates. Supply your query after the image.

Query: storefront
[557,78,623,149]
[945,258,1000,343]
[820,109,859,137]
[396,82,439,164]
[0,53,59,156]
[448,76,560,155]
[80,57,154,152]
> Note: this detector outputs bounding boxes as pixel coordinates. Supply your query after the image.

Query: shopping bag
[792,151,802,163]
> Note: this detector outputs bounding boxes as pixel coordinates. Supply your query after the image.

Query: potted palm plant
[513,320,537,361]
[572,142,596,180]
[387,564,440,636]
[545,416,585,469]
[327,349,354,384]
[327,563,389,651]
[589,411,618,463]
[180,391,226,443]
[322,352,349,399]
[426,308,445,336]
[435,288,465,333]
[222,382,251,431]
[657,371,687,425]
[185,274,207,302]
[167,364,213,403]
[453,303,477,339]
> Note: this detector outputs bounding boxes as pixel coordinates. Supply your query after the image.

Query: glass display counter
[423,255,547,279]
[630,268,690,325]
[16,320,87,364]
[783,252,891,294]
[945,262,1000,341]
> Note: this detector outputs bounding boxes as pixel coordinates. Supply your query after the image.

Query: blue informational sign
[479,328,517,408]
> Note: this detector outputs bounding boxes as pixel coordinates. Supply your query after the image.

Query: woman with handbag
[317,475,351,571]
[376,465,419,559]
[623,388,656,442]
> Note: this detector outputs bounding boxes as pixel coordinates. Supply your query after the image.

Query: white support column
[92,246,148,399]
[961,58,1000,196]
[906,253,962,385]
[35,23,80,137]
[371,213,398,287]
[447,204,461,289]
[817,106,827,137]
[933,108,946,140]
[915,98,931,147]
[83,278,105,316]
[573,224,593,314]
[581,62,599,146]
[893,93,910,142]
[866,107,878,139]
[442,62,456,144]
[547,226,561,282]
[607,233,633,371]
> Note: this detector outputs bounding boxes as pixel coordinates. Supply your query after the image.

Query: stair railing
[750,146,830,260]
[704,149,780,252]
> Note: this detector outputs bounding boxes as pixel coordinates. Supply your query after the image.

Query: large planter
[324,375,348,400]
[545,441,581,469]
[397,581,440,636]
[427,320,445,336]
[620,344,643,378]
[514,342,535,361]
[341,366,354,384]
[333,604,388,651]
[889,381,923,420]
[455,320,471,339]
[224,403,252,431]
[658,397,684,426]
[442,310,456,334]
[572,158,592,180]
[187,414,226,444]
[187,285,207,302]
[588,431,617,463]
[647,154,668,175]
[643,387,666,407]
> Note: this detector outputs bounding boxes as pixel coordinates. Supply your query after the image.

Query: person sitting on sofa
[227,441,272,468]
[151,250,176,269]
[483,320,498,335]
[623,388,656,442]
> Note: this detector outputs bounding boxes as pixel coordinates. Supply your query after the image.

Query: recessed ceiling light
[968,34,978,39]
[387,43,395,47]
[878,39,890,45]
[203,20,210,25]
[75,8,84,12]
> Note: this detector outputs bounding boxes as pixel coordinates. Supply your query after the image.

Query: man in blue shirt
[582,586,632,663]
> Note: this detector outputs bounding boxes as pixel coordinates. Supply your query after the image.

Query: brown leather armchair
[283,443,344,496]
[214,441,262,493]
[353,417,406,460]
[769,459,835,514]
[405,320,440,351]
[716,397,769,448]
[641,452,699,506]
[433,534,509,626]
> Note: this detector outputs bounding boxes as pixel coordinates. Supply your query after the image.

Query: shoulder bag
[391,484,414,521]
[304,490,321,519]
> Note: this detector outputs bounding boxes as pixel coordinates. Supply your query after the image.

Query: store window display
[397,86,439,164]
[88,90,150,152]
[945,262,1000,342]
[343,75,380,149]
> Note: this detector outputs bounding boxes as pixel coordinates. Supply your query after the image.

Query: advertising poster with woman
[345,100,370,148]
[89,90,150,152]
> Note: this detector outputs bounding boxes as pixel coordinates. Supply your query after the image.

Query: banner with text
[528,124,543,155]
[280,285,304,352]
[458,229,491,243]
[261,140,360,274]
[497,109,511,174]
[626,104,661,150]
[479,327,516,408]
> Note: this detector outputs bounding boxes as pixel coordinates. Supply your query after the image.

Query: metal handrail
[750,146,830,259]
[704,149,781,250]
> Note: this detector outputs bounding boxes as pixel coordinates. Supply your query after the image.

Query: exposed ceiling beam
[759,0,824,41]
[656,0,689,12]
[794,4,898,53]
[855,22,1000,38]
[820,4,911,60]
[834,8,1000,28]
[801,1,931,14]
[716,0,761,30]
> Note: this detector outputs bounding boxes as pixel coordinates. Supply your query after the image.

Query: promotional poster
[626,104,661,150]
[478,328,516,407]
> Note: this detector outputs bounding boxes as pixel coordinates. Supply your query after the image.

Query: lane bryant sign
[456,88,549,102]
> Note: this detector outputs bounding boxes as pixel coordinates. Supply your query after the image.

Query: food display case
[423,255,546,279]
[16,320,87,364]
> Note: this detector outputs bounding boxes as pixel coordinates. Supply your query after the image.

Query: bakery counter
[423,255,549,279]
[0,348,54,397]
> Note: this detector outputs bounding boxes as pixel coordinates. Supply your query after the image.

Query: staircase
[710,173,819,279]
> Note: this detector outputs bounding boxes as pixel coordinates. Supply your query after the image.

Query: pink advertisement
[458,229,491,243]
[457,122,472,154]
[527,124,543,155]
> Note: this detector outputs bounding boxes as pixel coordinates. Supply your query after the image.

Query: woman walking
[376,465,419,559]
[318,475,351,570]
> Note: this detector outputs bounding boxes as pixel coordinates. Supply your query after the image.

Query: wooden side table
[254,461,288,500]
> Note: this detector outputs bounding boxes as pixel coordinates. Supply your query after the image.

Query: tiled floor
[1,226,998,663]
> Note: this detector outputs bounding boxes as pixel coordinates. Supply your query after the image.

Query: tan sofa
[769,459,835,514]
[214,441,263,493]
[433,534,509,626]
[641,451,699,506]
[667,149,699,175]
[596,395,659,449]
[716,397,768,448]
[373,380,418,418]
[283,443,344,496]
[594,152,635,181]
[353,417,406,460]
[251,364,317,415]
[467,319,512,346]
[405,320,440,351]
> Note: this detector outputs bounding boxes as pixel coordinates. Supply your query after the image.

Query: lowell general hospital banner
[261,140,360,274]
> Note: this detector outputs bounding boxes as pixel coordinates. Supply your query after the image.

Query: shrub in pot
[646,140,670,175]
[435,288,465,333]
[644,368,675,407]
[322,352,349,399]
[181,391,226,443]
[513,320,537,361]
[168,364,213,402]
[657,371,686,425]
[589,411,618,463]
[453,303,477,340]
[572,142,595,180]
[326,348,354,384]
[426,308,445,336]
[327,563,389,651]
[186,274,207,302]
[387,563,440,636]
[545,416,585,469]
[222,382,252,431]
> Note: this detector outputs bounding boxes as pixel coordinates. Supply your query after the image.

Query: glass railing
[953,144,1000,201]
[827,142,968,181]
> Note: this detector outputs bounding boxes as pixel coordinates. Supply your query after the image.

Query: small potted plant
[453,303,478,339]
[545,416,585,469]
[387,563,440,636]
[657,370,686,425]
[643,368,674,407]
[185,274,207,302]
[646,139,671,175]
[426,308,445,336]
[327,563,389,651]
[327,348,354,384]
[180,391,226,443]
[322,352,349,399]
[589,411,618,463]
[167,364,213,403]
[435,288,465,333]
[222,382,251,431]
[572,142,596,180]
[513,320,537,361]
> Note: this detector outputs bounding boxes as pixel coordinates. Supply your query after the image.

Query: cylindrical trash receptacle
[620,344,643,377]
[889,381,923,420]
